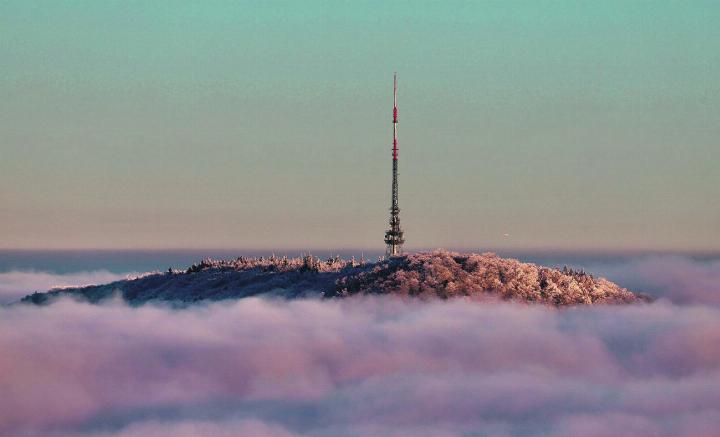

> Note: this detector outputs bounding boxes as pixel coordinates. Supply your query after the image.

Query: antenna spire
[385,73,404,257]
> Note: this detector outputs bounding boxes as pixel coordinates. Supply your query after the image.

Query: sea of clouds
[1,255,719,436]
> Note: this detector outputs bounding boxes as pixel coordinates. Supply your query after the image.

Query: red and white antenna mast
[385,73,404,256]
[393,73,398,160]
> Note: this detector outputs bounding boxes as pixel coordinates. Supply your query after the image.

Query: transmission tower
[384,73,404,257]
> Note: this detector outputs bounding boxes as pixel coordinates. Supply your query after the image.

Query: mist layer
[2,295,719,436]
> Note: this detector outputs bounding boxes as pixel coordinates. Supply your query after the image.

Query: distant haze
[1,1,718,250]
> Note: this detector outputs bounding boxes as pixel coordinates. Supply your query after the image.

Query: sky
[1,1,718,251]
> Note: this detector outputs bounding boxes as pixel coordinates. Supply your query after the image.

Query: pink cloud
[585,256,720,305]
[104,419,296,437]
[1,297,720,435]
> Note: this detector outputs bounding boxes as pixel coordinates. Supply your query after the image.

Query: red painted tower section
[392,74,398,160]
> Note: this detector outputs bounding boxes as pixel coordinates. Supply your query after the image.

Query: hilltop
[21,250,649,306]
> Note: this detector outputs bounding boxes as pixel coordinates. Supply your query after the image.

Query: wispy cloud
[0,270,136,304]
[583,255,720,305]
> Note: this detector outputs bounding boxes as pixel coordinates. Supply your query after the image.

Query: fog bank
[2,297,719,436]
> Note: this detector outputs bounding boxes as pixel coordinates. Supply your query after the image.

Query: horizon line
[1,246,719,255]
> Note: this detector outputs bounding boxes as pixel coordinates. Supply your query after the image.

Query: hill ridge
[21,250,649,306]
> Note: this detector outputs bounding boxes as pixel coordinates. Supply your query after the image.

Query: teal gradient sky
[1,1,718,250]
